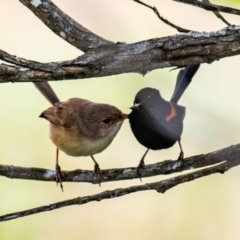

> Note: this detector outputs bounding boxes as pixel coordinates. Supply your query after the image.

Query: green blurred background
[1,0,240,239]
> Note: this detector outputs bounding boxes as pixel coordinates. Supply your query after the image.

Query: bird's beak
[121,114,129,120]
[130,103,140,110]
[116,113,129,123]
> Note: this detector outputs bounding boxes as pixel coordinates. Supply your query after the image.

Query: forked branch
[0,147,239,222]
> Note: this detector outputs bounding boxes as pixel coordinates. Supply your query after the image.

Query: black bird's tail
[34,82,60,105]
[170,64,200,104]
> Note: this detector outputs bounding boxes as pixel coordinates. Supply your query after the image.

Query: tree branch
[1,154,239,222]
[1,25,240,82]
[0,50,65,73]
[174,0,240,16]
[19,0,112,52]
[1,143,239,184]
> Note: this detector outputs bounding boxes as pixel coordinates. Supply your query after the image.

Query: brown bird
[34,82,128,191]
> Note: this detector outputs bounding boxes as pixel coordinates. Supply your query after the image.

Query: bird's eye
[102,118,112,124]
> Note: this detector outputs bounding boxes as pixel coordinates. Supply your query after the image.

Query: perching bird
[34,82,128,190]
[128,64,200,176]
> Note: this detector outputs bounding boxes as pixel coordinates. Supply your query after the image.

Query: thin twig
[202,0,231,26]
[174,0,240,16]
[0,50,65,74]
[133,0,191,33]
[1,159,239,222]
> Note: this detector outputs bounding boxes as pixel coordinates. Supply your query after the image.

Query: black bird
[128,64,200,176]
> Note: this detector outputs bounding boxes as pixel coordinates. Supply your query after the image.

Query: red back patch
[165,103,176,122]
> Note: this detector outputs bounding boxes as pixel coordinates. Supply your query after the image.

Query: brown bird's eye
[102,118,111,124]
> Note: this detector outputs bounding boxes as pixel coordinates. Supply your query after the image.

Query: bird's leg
[91,155,102,186]
[137,148,149,180]
[177,141,184,170]
[55,148,65,192]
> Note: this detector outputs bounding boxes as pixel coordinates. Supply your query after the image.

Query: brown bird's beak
[116,113,129,123]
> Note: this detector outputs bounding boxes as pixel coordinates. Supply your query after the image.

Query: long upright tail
[34,82,60,105]
[170,64,200,104]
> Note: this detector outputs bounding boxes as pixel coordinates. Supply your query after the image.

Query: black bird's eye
[103,118,111,124]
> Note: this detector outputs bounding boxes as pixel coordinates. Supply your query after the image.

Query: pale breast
[49,122,122,157]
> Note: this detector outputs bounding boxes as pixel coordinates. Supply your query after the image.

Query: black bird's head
[130,88,160,111]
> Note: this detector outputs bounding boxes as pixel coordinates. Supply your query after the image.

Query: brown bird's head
[78,102,128,139]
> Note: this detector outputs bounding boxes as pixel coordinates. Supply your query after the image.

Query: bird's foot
[136,159,145,181]
[55,164,65,192]
[177,151,184,171]
[93,162,102,186]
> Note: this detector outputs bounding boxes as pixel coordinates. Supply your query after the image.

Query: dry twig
[133,0,191,32]
[174,0,240,16]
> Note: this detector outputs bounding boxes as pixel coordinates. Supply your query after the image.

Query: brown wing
[40,106,60,126]
[40,98,83,128]
[54,101,77,128]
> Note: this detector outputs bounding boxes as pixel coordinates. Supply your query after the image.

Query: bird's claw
[55,164,65,192]
[136,160,145,181]
[93,162,102,186]
[177,151,184,171]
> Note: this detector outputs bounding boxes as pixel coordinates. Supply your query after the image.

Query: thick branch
[19,0,112,52]
[1,157,239,222]
[1,25,240,82]
[174,0,240,16]
[0,143,239,184]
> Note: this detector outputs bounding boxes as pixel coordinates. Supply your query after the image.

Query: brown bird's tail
[34,82,60,105]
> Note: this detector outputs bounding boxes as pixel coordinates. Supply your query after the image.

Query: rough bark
[1,25,240,82]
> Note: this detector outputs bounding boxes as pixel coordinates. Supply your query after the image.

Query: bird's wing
[40,101,76,128]
[39,106,61,126]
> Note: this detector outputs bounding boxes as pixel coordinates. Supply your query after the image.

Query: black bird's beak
[130,103,140,110]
